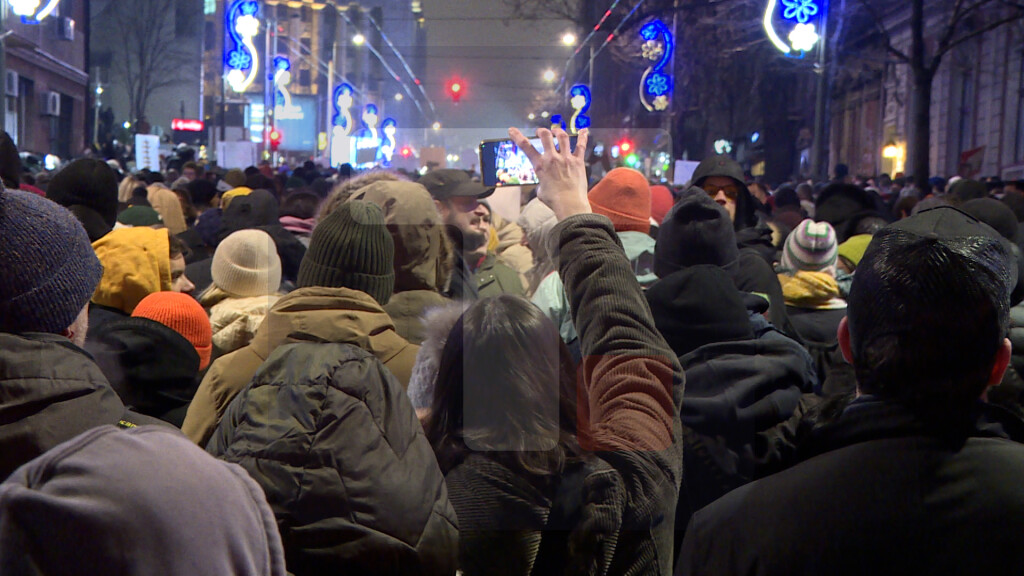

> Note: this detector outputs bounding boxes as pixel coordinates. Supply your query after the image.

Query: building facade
[4,0,88,158]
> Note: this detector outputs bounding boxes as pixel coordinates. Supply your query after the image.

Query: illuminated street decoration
[764,0,822,55]
[332,83,355,136]
[639,20,673,112]
[225,0,260,93]
[714,139,733,155]
[380,118,397,164]
[10,0,59,23]
[569,84,591,135]
[550,114,566,131]
[362,104,379,143]
[273,56,303,121]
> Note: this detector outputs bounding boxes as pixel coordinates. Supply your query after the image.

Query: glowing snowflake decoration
[226,69,246,92]
[781,0,819,24]
[788,23,820,52]
[646,73,671,97]
[227,50,252,70]
[234,13,259,38]
[642,40,664,62]
[653,95,669,111]
[10,0,41,17]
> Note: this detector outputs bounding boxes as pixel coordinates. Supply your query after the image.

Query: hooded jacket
[91,227,171,315]
[147,183,188,235]
[208,294,282,356]
[85,317,201,427]
[347,180,450,344]
[0,425,287,576]
[690,155,775,261]
[208,342,458,576]
[0,332,166,480]
[645,266,816,534]
[182,286,420,447]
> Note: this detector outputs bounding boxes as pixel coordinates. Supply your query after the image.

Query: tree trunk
[909,68,933,188]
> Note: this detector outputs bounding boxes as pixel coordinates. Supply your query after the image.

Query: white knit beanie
[211,229,282,297]
[781,219,838,276]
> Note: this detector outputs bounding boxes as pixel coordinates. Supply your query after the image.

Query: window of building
[204,0,216,15]
[958,70,975,154]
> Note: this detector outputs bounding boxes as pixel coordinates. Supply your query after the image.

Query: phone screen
[478,136,577,187]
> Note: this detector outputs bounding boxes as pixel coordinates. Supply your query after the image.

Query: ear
[837,316,854,365]
[988,338,1013,387]
[434,199,447,218]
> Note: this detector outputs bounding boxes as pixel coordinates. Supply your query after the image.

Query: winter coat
[678,397,1024,575]
[208,294,282,357]
[475,252,527,298]
[147,184,188,235]
[444,252,479,301]
[208,342,458,576]
[182,286,419,447]
[85,317,201,427]
[385,290,448,345]
[445,214,684,575]
[532,230,656,346]
[0,332,167,480]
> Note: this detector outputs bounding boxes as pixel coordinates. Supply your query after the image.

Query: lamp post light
[542,69,556,83]
[561,32,577,46]
[352,33,365,46]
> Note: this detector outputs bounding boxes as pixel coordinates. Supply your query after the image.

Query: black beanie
[298,200,395,304]
[654,187,739,279]
[46,158,119,239]
[646,265,754,358]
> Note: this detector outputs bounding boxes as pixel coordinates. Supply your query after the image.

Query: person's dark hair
[425,295,582,480]
[167,231,187,260]
[246,173,275,192]
[1001,191,1024,223]
[847,230,1011,420]
[131,185,148,200]
[893,196,918,219]
[834,164,849,179]
[187,179,218,209]
[773,186,800,208]
[243,166,260,176]
[280,191,321,220]
[852,215,889,236]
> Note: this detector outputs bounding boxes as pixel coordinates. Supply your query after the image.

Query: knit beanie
[212,229,282,298]
[92,227,172,314]
[588,168,652,233]
[0,187,103,334]
[650,185,674,225]
[46,159,119,241]
[654,187,739,279]
[116,205,163,227]
[224,169,247,188]
[132,291,213,370]
[838,234,873,269]
[781,219,838,274]
[297,200,395,305]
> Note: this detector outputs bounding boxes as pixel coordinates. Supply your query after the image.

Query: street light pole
[810,0,831,182]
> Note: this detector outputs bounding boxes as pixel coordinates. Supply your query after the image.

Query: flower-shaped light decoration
[10,0,41,17]
[227,51,252,71]
[642,40,664,62]
[225,0,261,93]
[569,84,592,134]
[653,95,669,111]
[788,23,820,52]
[639,20,674,112]
[781,0,819,24]
[333,83,355,135]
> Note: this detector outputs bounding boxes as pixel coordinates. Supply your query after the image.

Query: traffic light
[269,129,282,152]
[618,139,633,154]
[400,145,413,159]
[446,77,464,104]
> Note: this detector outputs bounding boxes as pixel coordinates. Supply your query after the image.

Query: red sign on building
[171,118,204,132]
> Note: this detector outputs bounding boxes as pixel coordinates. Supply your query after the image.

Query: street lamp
[352,33,365,46]
[394,93,403,102]
[540,111,549,118]
[432,121,441,131]
[561,32,577,46]
[542,69,556,83]
[528,112,536,120]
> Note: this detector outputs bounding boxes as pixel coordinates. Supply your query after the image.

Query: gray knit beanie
[0,186,104,334]
[297,200,395,305]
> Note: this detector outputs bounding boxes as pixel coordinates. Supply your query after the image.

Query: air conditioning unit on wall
[41,92,60,116]
[5,71,17,97]
[58,17,74,41]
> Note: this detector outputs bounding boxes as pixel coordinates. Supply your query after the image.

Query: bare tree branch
[932,6,1024,65]
[853,0,911,63]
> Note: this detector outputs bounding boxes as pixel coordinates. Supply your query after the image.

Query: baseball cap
[418,169,494,201]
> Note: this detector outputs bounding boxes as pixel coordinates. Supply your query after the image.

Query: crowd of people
[2,124,1024,575]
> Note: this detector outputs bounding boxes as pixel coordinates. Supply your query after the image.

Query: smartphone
[479,135,577,187]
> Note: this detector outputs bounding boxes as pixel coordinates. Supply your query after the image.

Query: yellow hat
[92,227,171,314]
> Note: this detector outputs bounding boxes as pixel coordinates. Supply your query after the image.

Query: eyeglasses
[702,182,740,200]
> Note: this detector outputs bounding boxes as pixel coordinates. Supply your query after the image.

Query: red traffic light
[446,77,465,103]
[400,146,413,158]
[269,129,282,151]
[619,139,632,153]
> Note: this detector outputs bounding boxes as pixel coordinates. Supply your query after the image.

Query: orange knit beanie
[588,167,652,233]
[132,292,213,370]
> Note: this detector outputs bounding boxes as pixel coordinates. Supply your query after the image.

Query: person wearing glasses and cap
[691,154,776,264]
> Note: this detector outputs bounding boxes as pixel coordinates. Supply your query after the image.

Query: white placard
[134,134,161,172]
[215,141,258,170]
[674,160,700,186]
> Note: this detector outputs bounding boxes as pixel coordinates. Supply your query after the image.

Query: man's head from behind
[842,206,1015,418]
[0,187,103,346]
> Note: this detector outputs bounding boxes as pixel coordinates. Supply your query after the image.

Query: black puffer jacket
[0,332,168,480]
[207,341,458,576]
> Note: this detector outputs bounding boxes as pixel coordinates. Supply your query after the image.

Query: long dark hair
[425,295,583,480]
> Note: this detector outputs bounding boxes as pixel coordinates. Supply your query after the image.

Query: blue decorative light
[332,83,355,133]
[780,0,819,24]
[380,118,398,164]
[569,84,591,134]
[639,19,674,112]
[224,0,260,93]
[273,57,292,108]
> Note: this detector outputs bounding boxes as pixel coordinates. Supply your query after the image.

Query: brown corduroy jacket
[181,286,419,447]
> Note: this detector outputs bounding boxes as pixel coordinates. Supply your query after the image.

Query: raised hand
[508,126,590,222]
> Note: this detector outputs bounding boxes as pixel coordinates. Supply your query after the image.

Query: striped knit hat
[132,292,213,370]
[781,219,838,275]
